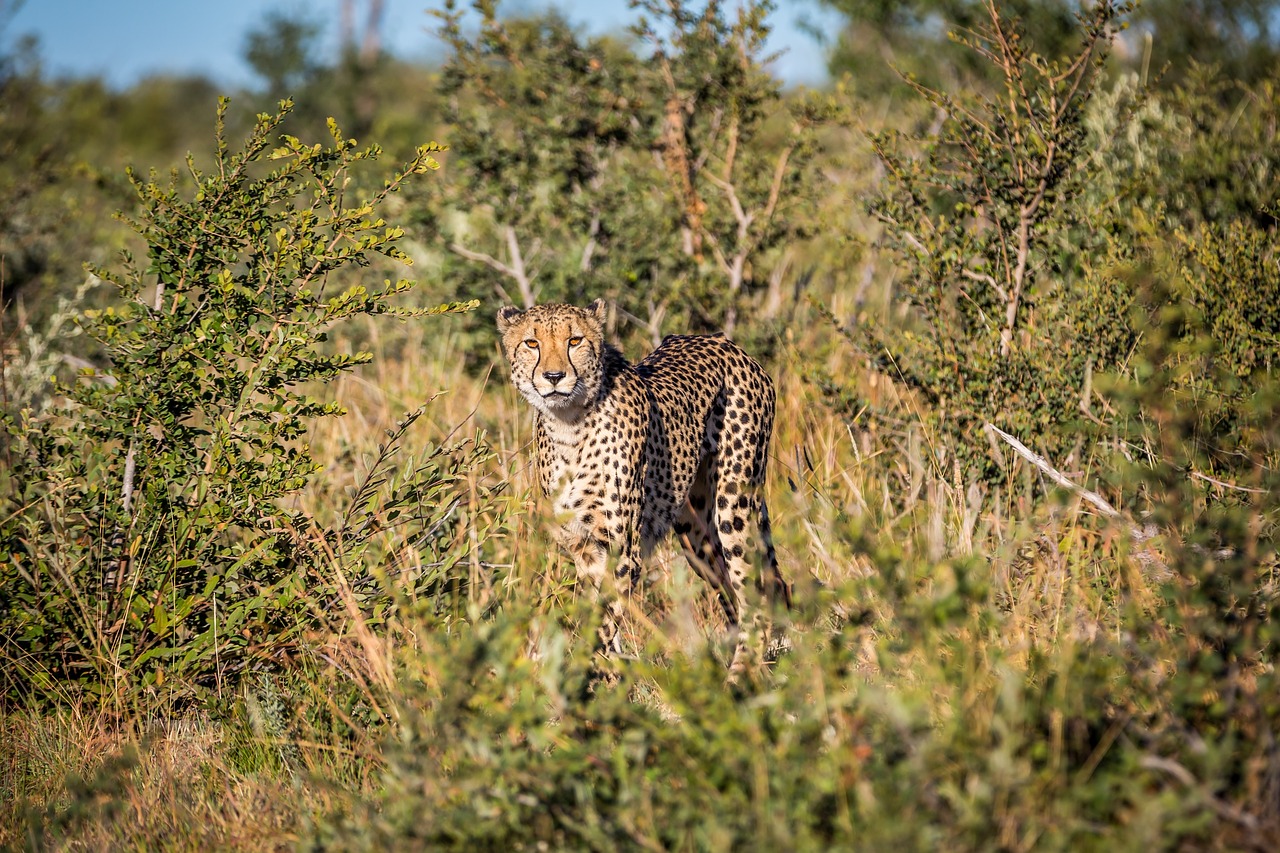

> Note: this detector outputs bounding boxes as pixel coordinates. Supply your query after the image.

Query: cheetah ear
[496,305,523,332]
[586,298,607,324]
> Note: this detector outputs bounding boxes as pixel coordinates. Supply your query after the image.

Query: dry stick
[987,425,1244,552]
[1190,470,1269,495]
[120,253,175,513]
[984,423,1119,519]
[110,276,169,588]
[448,235,533,309]
[615,305,666,350]
[763,247,793,319]
[503,224,535,308]
[983,423,1169,575]
[580,210,601,273]
[1001,138,1055,356]
[703,127,798,336]
[1139,754,1261,832]
[121,447,137,516]
[655,51,705,262]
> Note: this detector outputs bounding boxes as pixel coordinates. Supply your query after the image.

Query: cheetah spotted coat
[498,299,789,669]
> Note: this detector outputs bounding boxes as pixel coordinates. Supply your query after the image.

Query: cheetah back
[634,334,775,545]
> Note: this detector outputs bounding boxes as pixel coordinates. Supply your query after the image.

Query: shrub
[1099,253,1280,843]
[429,0,845,341]
[312,568,1202,850]
[0,99,483,706]
[856,0,1135,480]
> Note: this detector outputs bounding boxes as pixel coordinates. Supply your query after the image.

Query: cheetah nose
[543,371,566,385]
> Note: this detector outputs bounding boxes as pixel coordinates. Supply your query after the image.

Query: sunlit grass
[2,298,1182,849]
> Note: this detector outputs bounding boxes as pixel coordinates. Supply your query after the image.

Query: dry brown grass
[2,707,320,850]
[4,299,1182,850]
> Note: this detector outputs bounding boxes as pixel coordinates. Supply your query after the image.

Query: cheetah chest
[536,388,647,544]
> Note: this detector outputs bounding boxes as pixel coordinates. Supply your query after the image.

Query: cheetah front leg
[554,430,646,671]
[560,534,627,659]
[551,480,625,662]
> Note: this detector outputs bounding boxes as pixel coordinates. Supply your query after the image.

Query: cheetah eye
[523,339,539,349]
[568,336,583,347]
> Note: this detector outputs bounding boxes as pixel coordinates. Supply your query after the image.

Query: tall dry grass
[3,292,1181,849]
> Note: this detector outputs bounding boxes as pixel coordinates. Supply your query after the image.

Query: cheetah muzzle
[498,298,791,677]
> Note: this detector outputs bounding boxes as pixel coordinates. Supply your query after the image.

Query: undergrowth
[3,2,1280,850]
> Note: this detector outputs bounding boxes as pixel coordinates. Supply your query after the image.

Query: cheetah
[498,298,790,674]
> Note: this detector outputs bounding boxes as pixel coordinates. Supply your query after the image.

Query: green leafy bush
[1099,253,1280,843]
[0,99,482,705]
[857,0,1135,480]
[429,0,844,342]
[311,561,1209,851]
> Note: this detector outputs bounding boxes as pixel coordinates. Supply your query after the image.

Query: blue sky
[6,0,841,89]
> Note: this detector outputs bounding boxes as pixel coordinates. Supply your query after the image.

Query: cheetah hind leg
[676,518,736,626]
[676,462,739,629]
[757,496,791,610]
[719,492,794,678]
[677,497,765,681]
[714,480,790,680]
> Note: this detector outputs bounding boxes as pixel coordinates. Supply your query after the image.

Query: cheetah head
[497,299,607,419]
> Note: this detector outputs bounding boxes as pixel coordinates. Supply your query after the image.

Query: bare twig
[1190,470,1270,495]
[61,354,117,386]
[961,268,1008,302]
[580,211,601,273]
[985,423,1118,517]
[721,113,739,184]
[1002,136,1057,356]
[703,170,752,233]
[448,229,536,308]
[984,423,1191,577]
[122,446,136,516]
[1139,754,1261,832]
[504,225,535,308]
[616,300,668,349]
[760,138,797,227]
[763,248,792,319]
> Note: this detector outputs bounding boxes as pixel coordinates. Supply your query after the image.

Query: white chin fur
[523,383,585,417]
[539,391,577,410]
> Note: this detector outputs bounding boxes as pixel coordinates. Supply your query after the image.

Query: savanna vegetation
[2,0,1279,849]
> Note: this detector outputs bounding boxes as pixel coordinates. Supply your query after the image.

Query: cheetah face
[497,299,608,419]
